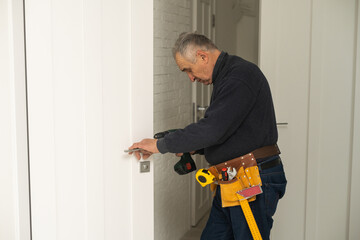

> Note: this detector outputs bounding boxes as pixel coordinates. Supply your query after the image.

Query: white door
[24,0,154,239]
[259,0,360,239]
[259,0,311,238]
[190,0,215,226]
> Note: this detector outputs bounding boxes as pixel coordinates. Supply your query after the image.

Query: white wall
[236,14,259,65]
[215,0,259,64]
[215,0,237,54]
[23,0,153,239]
[153,1,193,240]
[0,0,31,239]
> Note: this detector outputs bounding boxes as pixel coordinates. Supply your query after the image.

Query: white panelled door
[260,0,360,239]
[259,0,311,238]
[24,0,153,239]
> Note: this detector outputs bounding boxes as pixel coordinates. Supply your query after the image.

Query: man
[129,32,287,240]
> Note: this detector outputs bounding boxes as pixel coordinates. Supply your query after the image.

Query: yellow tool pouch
[219,178,244,208]
[208,153,262,208]
[219,166,261,207]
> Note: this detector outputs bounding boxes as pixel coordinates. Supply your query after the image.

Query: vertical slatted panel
[83,0,104,239]
[25,0,57,238]
[25,0,135,239]
[52,0,87,238]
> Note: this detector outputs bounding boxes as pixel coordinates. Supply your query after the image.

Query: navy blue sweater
[157,52,278,165]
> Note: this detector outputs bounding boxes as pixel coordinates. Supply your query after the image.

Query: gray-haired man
[129,32,287,240]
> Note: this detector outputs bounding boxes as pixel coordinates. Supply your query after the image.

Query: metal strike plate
[140,161,150,173]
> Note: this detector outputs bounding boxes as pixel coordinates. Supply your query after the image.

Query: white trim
[305,0,322,239]
[257,0,263,67]
[0,0,31,239]
[9,0,31,237]
[349,0,360,238]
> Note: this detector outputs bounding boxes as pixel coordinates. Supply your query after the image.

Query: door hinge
[212,14,215,28]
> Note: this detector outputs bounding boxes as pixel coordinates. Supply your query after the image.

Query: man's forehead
[175,53,191,70]
[175,52,186,63]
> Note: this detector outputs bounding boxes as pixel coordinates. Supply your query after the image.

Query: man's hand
[175,151,196,157]
[128,138,159,160]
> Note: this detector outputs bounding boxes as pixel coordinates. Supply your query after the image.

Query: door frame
[190,0,216,227]
[349,2,360,238]
[0,0,31,239]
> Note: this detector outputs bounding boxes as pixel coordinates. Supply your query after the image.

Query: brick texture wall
[153,1,193,240]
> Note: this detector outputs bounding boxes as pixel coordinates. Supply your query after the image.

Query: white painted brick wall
[153,1,193,240]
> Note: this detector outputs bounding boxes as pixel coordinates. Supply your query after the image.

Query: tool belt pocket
[219,165,262,208]
[219,178,244,208]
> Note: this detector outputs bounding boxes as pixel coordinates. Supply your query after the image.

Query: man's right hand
[128,138,159,160]
[175,151,196,157]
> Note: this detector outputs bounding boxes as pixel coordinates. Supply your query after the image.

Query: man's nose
[187,72,195,82]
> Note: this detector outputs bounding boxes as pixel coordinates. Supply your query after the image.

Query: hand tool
[221,168,228,181]
[195,169,215,187]
[237,188,263,240]
[227,167,237,180]
[154,129,197,175]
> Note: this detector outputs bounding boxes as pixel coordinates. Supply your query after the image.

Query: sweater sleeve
[160,77,258,154]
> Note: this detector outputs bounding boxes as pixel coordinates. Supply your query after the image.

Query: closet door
[260,0,360,239]
[305,1,359,239]
[25,0,154,239]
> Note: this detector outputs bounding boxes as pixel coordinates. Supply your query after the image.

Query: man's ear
[196,50,209,63]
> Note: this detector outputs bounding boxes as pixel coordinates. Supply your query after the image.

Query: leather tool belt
[207,144,281,208]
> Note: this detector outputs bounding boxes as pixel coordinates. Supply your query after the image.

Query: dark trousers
[200,156,287,240]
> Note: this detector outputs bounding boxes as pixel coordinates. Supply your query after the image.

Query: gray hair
[172,32,218,63]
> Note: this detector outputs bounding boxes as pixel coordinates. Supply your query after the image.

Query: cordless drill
[154,129,197,175]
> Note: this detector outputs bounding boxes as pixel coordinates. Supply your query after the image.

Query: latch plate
[140,161,150,173]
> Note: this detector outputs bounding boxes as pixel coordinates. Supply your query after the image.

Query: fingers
[138,149,152,160]
[134,151,141,160]
[127,138,159,160]
[176,151,196,157]
[129,143,140,150]
[142,153,152,160]
[127,142,143,160]
[127,148,153,160]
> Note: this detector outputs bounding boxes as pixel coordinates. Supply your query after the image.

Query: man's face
[175,52,213,85]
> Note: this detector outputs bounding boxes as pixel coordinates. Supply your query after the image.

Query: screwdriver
[221,168,228,181]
